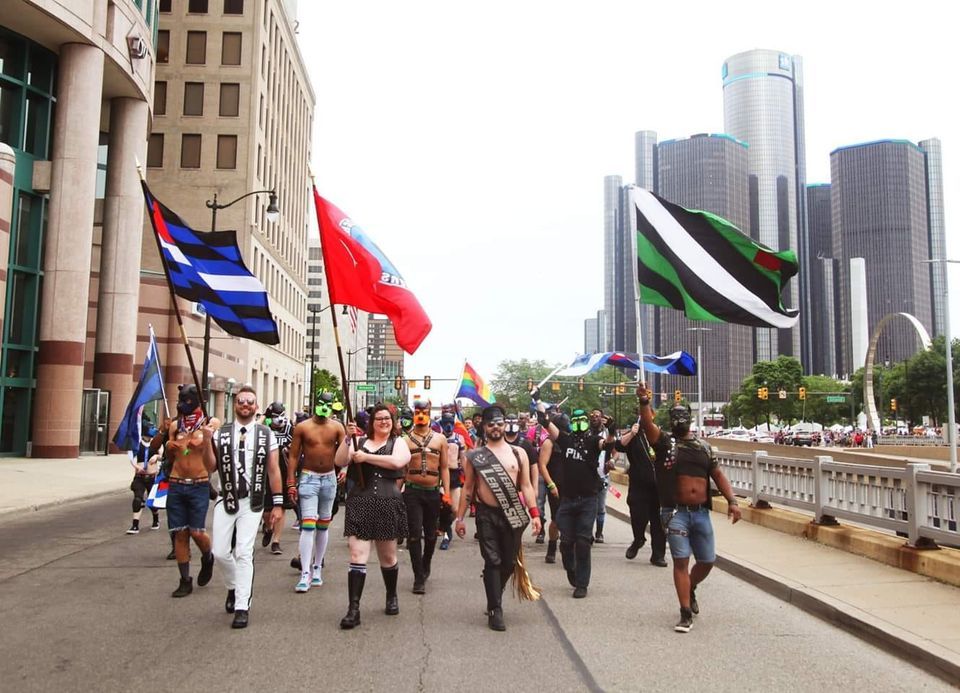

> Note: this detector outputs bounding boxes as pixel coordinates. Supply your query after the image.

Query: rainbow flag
[455,361,496,407]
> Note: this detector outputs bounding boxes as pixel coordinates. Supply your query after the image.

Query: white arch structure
[863,312,932,433]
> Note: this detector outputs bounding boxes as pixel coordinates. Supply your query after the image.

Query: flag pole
[137,160,209,419]
[628,186,647,385]
[149,323,171,419]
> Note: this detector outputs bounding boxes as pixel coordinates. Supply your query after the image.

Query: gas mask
[505,417,520,435]
[177,384,201,416]
[315,392,343,419]
[412,399,431,426]
[669,405,692,437]
[399,408,414,432]
[570,409,589,434]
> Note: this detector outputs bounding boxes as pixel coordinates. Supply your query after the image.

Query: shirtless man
[633,383,741,633]
[287,392,346,592]
[456,405,541,631]
[164,384,217,598]
[403,399,450,594]
[439,409,466,549]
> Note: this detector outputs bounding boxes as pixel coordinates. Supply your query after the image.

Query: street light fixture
[687,326,711,434]
[308,302,349,402]
[922,258,957,473]
[201,189,280,400]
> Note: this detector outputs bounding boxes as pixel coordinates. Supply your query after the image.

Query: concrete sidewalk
[605,480,960,685]
[0,454,131,515]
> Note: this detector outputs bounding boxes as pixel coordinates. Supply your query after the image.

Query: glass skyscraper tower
[722,49,808,367]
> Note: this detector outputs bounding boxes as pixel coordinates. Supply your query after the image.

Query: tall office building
[722,49,808,367]
[920,138,947,337]
[583,309,605,354]
[602,176,637,354]
[830,139,938,369]
[652,134,753,405]
[366,316,404,406]
[805,184,840,376]
[306,235,368,411]
[142,0,315,420]
[1,1,158,455]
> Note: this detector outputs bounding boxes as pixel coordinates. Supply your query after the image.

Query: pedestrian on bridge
[635,383,742,633]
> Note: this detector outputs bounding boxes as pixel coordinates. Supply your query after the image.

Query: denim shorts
[298,470,337,523]
[661,508,715,562]
[166,482,210,533]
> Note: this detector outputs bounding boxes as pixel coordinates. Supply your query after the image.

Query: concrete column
[93,98,149,452]
[32,44,104,458]
[0,143,15,343]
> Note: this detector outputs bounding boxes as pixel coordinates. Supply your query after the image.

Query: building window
[157,30,169,63]
[224,0,244,14]
[147,133,164,167]
[216,134,237,169]
[221,32,241,65]
[181,133,201,168]
[183,82,204,116]
[219,82,239,116]
[153,80,167,115]
[95,132,108,198]
[186,31,207,64]
[188,0,209,12]
[159,0,171,11]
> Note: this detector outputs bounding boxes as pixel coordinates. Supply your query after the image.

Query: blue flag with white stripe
[556,351,697,377]
[113,327,167,458]
[142,181,280,344]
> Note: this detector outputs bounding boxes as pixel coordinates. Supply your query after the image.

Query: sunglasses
[236,397,256,405]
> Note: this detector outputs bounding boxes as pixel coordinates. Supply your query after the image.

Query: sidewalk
[0,454,132,515]
[605,480,960,685]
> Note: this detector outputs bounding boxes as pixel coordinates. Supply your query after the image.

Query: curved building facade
[1,1,158,456]
[722,49,807,366]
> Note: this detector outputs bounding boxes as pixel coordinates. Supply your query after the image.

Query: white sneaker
[311,567,323,587]
[295,574,311,593]
[126,525,139,535]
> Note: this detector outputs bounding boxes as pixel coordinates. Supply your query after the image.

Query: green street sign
[356,384,377,392]
[826,395,846,403]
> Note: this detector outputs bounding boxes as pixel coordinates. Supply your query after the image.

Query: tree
[725,356,803,428]
[312,368,341,401]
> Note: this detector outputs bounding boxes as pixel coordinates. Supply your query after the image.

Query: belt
[405,481,440,492]
[169,477,209,485]
[300,469,336,478]
[669,503,708,512]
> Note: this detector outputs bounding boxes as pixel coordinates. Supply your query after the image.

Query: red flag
[313,188,432,354]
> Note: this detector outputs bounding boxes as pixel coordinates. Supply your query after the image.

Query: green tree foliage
[312,368,341,401]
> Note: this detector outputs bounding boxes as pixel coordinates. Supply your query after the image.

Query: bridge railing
[713,450,959,548]
[877,436,945,446]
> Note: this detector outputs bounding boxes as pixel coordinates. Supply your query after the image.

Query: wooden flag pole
[137,160,208,419]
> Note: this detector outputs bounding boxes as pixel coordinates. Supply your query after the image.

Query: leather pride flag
[312,188,432,354]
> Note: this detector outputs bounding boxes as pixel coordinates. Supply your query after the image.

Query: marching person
[456,405,541,632]
[589,409,614,544]
[537,411,567,563]
[439,408,467,550]
[287,392,346,593]
[126,425,161,534]
[635,383,742,633]
[504,413,539,496]
[260,401,294,555]
[163,385,216,598]
[616,402,667,567]
[334,403,410,629]
[207,385,283,629]
[403,399,450,594]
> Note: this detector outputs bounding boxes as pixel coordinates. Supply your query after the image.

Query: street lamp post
[346,346,369,413]
[225,377,236,423]
[202,190,280,399]
[687,327,711,433]
[923,259,957,473]
[307,303,349,404]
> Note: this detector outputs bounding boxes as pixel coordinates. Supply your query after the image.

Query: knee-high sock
[298,518,317,576]
[312,517,331,575]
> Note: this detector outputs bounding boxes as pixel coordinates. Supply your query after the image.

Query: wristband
[529,507,540,519]
[272,494,284,505]
[286,480,296,488]
[455,516,464,523]
[547,482,556,491]
[728,499,739,507]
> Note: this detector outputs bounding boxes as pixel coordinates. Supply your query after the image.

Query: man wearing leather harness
[635,382,741,633]
[403,399,451,594]
[456,405,541,631]
[205,385,283,628]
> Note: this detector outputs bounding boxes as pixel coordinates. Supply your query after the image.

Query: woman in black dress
[334,403,411,629]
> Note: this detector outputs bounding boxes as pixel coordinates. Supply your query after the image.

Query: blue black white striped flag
[142,181,280,344]
[556,351,697,377]
[113,326,166,457]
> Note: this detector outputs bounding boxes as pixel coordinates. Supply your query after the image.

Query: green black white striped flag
[632,187,800,328]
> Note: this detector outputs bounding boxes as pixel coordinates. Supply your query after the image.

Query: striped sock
[349,562,367,575]
[300,518,317,531]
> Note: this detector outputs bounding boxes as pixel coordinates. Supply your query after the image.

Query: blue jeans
[298,470,337,526]
[595,475,609,530]
[661,508,716,562]
[556,495,598,588]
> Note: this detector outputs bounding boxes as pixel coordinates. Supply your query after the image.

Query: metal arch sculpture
[864,312,932,433]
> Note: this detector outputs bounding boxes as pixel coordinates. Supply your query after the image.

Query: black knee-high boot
[339,569,366,629]
[422,537,437,581]
[409,538,425,594]
[483,566,506,631]
[382,564,400,615]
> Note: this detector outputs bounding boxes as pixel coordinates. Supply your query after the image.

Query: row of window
[147,133,237,169]
[156,30,242,66]
[154,81,240,117]
[159,0,244,14]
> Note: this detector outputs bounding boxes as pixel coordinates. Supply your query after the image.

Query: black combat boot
[339,569,366,629]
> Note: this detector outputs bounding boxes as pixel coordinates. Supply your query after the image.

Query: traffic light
[891,398,897,411]
[394,376,402,391]
[674,389,682,403]
[617,384,626,395]
[578,378,585,392]
[527,379,534,391]
[424,375,431,390]
[758,387,769,400]
[551,382,561,392]
[757,387,764,399]
[798,387,806,400]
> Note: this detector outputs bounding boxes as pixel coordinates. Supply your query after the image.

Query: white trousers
[212,497,261,611]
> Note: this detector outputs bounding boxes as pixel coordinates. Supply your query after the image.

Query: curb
[0,487,128,518]
[605,504,960,687]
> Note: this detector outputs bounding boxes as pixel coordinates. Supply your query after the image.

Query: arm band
[272,494,284,505]
[456,516,464,523]
[529,507,540,519]
[547,481,556,491]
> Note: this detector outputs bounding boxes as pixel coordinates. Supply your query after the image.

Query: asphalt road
[0,493,952,692]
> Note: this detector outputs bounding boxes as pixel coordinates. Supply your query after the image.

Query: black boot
[339,570,366,629]
[422,538,436,582]
[171,576,193,598]
[483,568,506,631]
[382,564,400,615]
[545,540,557,564]
[409,539,425,594]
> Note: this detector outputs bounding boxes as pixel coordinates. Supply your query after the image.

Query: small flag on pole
[455,362,496,408]
[113,326,166,459]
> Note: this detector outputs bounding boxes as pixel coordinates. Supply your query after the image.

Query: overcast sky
[295,0,957,393]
